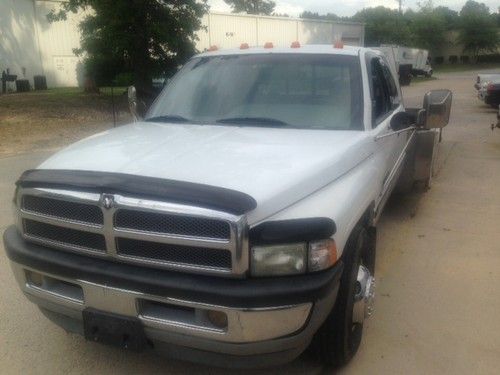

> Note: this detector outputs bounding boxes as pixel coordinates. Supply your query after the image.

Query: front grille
[116,238,232,269]
[22,195,103,225]
[115,209,230,239]
[18,188,243,276]
[24,219,106,252]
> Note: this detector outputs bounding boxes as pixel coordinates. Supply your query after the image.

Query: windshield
[147,53,364,130]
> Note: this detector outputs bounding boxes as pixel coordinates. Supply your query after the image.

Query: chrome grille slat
[116,238,232,269]
[115,209,231,240]
[113,228,233,250]
[22,194,103,224]
[23,219,106,253]
[20,211,103,232]
[16,187,248,277]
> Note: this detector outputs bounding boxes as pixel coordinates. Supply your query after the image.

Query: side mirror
[390,111,413,131]
[404,107,427,127]
[127,86,147,121]
[423,89,452,129]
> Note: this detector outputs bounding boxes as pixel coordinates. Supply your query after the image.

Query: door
[366,54,411,211]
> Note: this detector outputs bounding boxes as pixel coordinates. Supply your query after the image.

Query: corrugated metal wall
[34,1,85,87]
[0,0,44,88]
[0,0,83,88]
[196,13,364,51]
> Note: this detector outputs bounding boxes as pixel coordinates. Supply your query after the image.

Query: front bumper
[3,226,342,368]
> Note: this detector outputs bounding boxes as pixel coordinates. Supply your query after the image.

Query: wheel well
[360,201,376,228]
[338,202,376,273]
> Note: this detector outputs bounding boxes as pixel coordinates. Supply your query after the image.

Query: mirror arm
[415,108,427,127]
[375,126,416,140]
[127,85,143,122]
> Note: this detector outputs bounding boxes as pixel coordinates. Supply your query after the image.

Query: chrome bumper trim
[11,262,312,343]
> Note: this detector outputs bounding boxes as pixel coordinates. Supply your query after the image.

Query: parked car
[478,80,500,108]
[3,44,451,369]
[474,72,500,90]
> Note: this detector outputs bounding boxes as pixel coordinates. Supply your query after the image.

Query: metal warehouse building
[197,12,365,50]
[0,1,365,89]
[1,0,85,89]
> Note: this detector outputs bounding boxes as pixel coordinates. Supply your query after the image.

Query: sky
[208,0,499,17]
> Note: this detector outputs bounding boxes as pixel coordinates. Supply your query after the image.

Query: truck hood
[39,122,372,224]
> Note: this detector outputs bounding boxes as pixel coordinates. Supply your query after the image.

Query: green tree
[224,0,275,15]
[48,0,208,94]
[407,1,447,54]
[351,7,411,46]
[300,11,339,21]
[433,6,460,30]
[458,1,499,59]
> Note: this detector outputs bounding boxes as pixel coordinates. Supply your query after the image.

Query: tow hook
[352,265,375,324]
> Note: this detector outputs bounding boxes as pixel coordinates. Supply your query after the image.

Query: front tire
[313,226,375,367]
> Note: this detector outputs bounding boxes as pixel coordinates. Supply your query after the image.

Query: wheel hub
[352,265,375,325]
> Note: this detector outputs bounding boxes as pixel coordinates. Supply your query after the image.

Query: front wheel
[313,226,375,367]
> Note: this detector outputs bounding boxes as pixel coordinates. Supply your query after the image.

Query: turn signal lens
[264,42,274,49]
[291,41,301,48]
[308,239,337,272]
[240,43,249,49]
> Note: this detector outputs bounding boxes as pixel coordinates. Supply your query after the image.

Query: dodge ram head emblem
[102,194,114,209]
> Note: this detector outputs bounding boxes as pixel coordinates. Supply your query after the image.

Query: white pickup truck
[3,44,451,368]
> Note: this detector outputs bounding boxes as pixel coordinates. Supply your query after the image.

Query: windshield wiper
[216,116,289,127]
[146,115,192,123]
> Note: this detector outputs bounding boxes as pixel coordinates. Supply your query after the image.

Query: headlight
[251,243,307,277]
[251,239,337,277]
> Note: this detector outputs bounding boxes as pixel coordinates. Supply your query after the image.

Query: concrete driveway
[1,71,499,374]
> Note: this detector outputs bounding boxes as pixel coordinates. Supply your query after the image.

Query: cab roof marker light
[290,41,301,48]
[264,42,274,49]
[240,43,250,50]
[207,45,218,52]
[333,40,344,49]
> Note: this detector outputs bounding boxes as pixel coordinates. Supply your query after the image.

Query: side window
[370,58,391,125]
[380,60,400,109]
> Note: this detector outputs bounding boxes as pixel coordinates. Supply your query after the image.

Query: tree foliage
[351,7,411,46]
[223,0,275,15]
[48,0,208,93]
[433,6,460,29]
[300,11,339,21]
[407,1,447,54]
[305,2,499,60]
[458,0,499,58]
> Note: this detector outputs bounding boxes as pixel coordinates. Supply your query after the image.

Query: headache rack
[15,188,249,277]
